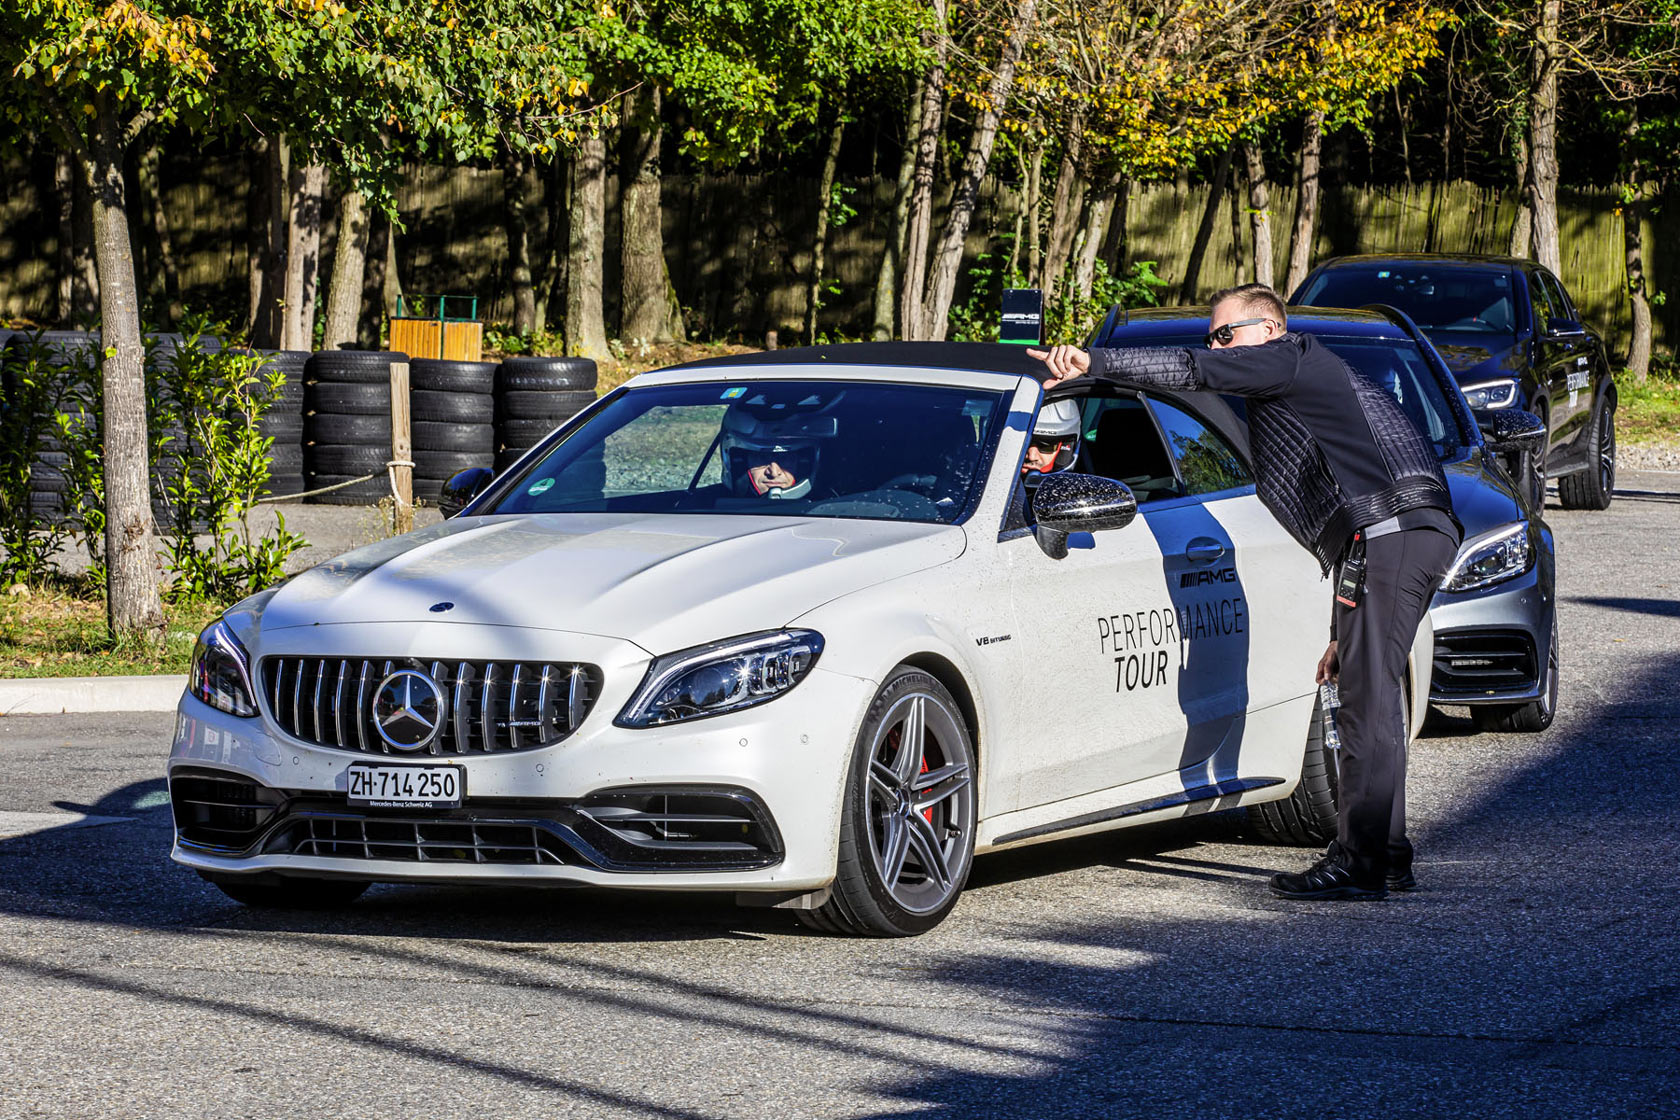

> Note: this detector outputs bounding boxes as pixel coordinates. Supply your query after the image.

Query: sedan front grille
[261,657,601,755]
[1432,631,1539,696]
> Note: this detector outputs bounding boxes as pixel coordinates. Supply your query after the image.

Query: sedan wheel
[802,668,975,936]
[1558,403,1615,511]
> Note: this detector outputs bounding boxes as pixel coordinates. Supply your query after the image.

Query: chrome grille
[261,657,601,754]
[282,815,569,864]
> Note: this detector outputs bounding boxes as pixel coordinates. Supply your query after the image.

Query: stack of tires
[2,330,100,522]
[302,350,406,505]
[409,359,496,502]
[492,356,598,473]
[251,350,309,500]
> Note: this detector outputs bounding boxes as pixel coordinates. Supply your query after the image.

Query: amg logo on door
[1179,567,1237,588]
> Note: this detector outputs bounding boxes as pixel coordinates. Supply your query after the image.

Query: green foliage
[148,319,306,601]
[948,245,1167,345]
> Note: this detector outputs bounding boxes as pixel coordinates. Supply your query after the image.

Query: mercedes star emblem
[371,669,446,751]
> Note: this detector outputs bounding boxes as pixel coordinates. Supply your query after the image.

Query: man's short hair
[1210,283,1288,328]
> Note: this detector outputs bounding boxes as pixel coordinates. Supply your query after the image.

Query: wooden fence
[1,156,1672,357]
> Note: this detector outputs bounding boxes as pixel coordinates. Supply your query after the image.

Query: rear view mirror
[1478,409,1547,455]
[439,467,495,517]
[1032,472,1138,559]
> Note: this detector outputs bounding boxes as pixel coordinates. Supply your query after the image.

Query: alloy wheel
[863,691,974,915]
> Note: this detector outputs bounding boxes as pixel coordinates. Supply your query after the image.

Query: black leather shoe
[1270,853,1387,900]
[1387,867,1417,892]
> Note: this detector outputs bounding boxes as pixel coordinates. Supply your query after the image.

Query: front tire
[203,873,371,910]
[1471,625,1558,733]
[801,668,976,937]
[1246,693,1339,846]
[1557,400,1615,510]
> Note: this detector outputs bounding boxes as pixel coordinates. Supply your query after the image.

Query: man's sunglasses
[1029,435,1066,453]
[1204,317,1277,347]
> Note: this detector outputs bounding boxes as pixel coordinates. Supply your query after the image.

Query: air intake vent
[1432,631,1538,696]
[171,767,286,851]
[260,657,601,755]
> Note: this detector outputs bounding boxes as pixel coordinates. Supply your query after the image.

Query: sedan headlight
[1462,379,1520,410]
[189,620,258,717]
[616,630,824,728]
[1442,523,1532,593]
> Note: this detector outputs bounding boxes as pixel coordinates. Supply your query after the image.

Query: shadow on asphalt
[2,651,1678,1116]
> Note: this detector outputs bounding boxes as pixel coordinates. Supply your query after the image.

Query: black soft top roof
[669,340,1053,381]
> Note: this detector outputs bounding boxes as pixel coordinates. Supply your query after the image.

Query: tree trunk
[916,0,1036,340]
[501,146,537,336]
[1622,111,1651,382]
[1508,128,1533,258]
[1284,110,1325,295]
[872,81,921,341]
[536,157,569,332]
[135,143,181,325]
[1528,0,1562,275]
[320,187,369,351]
[1040,116,1087,301]
[565,132,610,361]
[361,207,389,345]
[54,150,76,324]
[619,86,683,344]
[382,215,404,329]
[1073,175,1120,298]
[899,3,950,341]
[71,170,100,323]
[806,111,847,345]
[1227,157,1247,288]
[1178,146,1235,303]
[1025,144,1044,286]
[281,154,324,351]
[1099,176,1130,274]
[255,136,288,348]
[84,105,163,639]
[1243,141,1274,290]
[244,138,270,340]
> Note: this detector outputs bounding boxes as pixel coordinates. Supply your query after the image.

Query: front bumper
[1426,529,1555,706]
[168,663,874,892]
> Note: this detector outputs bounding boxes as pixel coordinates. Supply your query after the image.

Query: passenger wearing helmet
[719,399,840,500]
[1023,398,1081,475]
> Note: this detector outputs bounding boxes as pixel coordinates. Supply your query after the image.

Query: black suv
[1292,254,1617,511]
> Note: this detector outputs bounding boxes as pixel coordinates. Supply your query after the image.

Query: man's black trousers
[1333,526,1458,883]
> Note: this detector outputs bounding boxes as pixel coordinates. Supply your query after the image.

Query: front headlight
[615,630,824,728]
[1442,523,1532,593]
[1462,379,1520,410]
[189,620,258,717]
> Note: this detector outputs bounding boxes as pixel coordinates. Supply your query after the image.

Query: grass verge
[1616,368,1680,447]
[0,585,227,677]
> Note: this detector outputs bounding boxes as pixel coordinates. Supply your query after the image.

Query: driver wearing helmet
[1023,398,1081,475]
[719,400,839,500]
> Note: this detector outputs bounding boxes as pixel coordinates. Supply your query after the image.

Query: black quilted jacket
[1090,332,1455,573]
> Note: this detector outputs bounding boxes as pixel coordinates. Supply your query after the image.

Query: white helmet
[1027,398,1081,474]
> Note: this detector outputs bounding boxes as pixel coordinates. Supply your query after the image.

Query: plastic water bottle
[1319,682,1342,752]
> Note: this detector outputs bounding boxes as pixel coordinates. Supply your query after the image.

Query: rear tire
[799,668,976,937]
[1556,400,1615,511]
[204,873,370,909]
[1246,694,1339,846]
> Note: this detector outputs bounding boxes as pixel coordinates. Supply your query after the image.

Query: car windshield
[1100,328,1470,461]
[1298,265,1517,336]
[487,379,1011,524]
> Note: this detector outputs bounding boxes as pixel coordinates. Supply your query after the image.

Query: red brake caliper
[920,757,933,823]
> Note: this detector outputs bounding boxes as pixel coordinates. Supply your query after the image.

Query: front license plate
[346,764,463,809]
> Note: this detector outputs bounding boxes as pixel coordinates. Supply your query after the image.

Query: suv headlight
[189,620,258,717]
[1462,379,1520,410]
[616,630,824,728]
[1442,523,1532,593]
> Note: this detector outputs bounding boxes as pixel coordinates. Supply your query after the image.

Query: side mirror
[439,467,495,518]
[1543,318,1586,340]
[1032,472,1138,559]
[1478,409,1547,455]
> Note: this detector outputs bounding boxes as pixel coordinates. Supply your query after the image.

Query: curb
[0,675,186,715]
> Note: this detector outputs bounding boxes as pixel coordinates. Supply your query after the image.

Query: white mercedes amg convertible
[169,342,1430,935]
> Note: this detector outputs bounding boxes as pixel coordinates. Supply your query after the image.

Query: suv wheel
[1557,401,1615,510]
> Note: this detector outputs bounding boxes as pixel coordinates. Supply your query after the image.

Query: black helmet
[719,397,841,499]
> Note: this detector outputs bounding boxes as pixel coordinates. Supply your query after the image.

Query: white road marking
[0,810,132,841]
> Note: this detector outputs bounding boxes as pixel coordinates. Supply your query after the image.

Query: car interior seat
[1079,402,1181,503]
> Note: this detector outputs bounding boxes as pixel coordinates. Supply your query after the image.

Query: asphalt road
[2,472,1678,1120]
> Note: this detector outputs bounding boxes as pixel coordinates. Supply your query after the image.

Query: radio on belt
[1000,288,1043,345]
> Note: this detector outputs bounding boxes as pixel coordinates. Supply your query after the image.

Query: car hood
[253,513,966,654]
[1444,451,1526,541]
[1427,329,1526,384]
